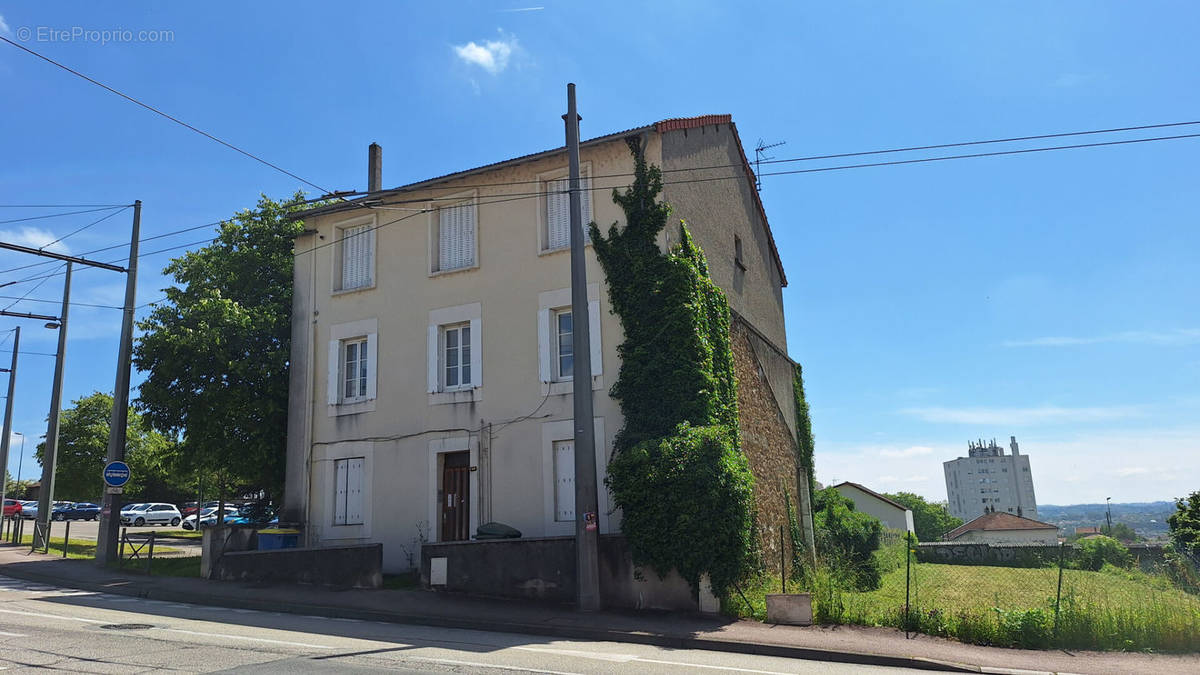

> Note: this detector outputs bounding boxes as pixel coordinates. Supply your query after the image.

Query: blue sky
[0,2,1196,505]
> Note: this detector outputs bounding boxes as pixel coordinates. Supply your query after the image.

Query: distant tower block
[944,435,1038,523]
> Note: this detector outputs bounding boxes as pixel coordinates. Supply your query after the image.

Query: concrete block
[430,556,447,586]
[698,573,720,614]
[766,593,812,625]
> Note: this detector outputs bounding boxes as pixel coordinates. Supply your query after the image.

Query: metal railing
[119,528,156,575]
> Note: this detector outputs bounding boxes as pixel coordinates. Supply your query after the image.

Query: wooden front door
[441,451,471,541]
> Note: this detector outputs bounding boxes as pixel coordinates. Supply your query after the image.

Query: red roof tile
[946,512,1058,540]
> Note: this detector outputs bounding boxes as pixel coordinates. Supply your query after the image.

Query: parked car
[120,502,182,527]
[51,502,101,521]
[228,503,276,526]
[181,506,240,530]
[19,501,38,519]
[2,499,20,518]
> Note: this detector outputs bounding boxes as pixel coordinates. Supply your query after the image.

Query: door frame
[427,436,478,543]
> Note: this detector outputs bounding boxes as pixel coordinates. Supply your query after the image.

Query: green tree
[1073,535,1132,571]
[134,193,308,501]
[33,392,179,502]
[885,491,963,541]
[813,487,884,590]
[1168,491,1200,560]
[1105,522,1139,543]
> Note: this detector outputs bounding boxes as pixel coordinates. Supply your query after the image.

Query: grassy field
[727,562,1200,652]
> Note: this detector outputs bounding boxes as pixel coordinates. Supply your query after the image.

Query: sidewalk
[1,545,1195,674]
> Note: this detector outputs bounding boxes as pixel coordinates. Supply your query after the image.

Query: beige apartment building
[281,115,803,573]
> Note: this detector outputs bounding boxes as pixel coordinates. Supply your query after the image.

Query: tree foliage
[1072,535,1132,571]
[134,193,307,500]
[814,487,884,590]
[33,392,180,502]
[792,363,815,495]
[1168,491,1200,560]
[885,491,963,541]
[593,140,755,594]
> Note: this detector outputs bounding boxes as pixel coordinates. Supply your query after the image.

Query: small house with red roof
[946,511,1059,545]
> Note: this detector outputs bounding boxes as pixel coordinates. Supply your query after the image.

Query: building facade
[832,482,914,532]
[945,511,1058,545]
[280,115,804,573]
[943,436,1038,523]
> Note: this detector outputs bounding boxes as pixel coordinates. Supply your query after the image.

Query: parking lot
[33,519,203,557]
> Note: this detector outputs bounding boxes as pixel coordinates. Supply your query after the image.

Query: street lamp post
[1105,497,1112,536]
[14,433,24,483]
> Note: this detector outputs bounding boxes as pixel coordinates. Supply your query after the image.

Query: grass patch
[15,534,179,560]
[149,529,203,540]
[104,555,201,578]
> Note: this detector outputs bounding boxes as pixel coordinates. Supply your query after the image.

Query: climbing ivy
[592,139,756,595]
[793,363,816,496]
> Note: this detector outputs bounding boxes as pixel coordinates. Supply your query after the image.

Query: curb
[0,559,978,673]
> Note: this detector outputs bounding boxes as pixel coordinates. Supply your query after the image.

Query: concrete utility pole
[565,82,600,611]
[34,262,72,549]
[97,201,140,566]
[0,326,18,515]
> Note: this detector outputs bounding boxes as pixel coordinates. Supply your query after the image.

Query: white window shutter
[347,458,364,525]
[547,178,569,250]
[588,300,602,375]
[537,308,551,383]
[555,441,575,521]
[334,460,348,525]
[469,317,481,388]
[327,340,340,405]
[427,326,439,393]
[365,333,378,400]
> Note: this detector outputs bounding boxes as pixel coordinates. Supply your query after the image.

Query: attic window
[734,235,746,271]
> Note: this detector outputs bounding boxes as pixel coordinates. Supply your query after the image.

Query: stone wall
[730,319,800,569]
[214,543,383,588]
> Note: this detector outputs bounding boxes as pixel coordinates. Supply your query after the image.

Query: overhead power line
[40,206,130,250]
[0,36,334,195]
[0,206,126,225]
[0,204,130,208]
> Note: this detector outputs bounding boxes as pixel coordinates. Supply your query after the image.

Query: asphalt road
[0,574,923,674]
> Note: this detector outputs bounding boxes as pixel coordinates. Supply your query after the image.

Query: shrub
[1074,535,1132,571]
[814,487,884,590]
[607,423,757,595]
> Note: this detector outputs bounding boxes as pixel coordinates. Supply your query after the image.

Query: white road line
[407,656,583,675]
[514,646,638,663]
[161,628,335,649]
[634,657,799,675]
[0,631,27,637]
[0,607,104,623]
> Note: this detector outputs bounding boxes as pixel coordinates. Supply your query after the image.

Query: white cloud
[497,6,544,12]
[900,405,1143,426]
[879,446,933,458]
[0,226,71,254]
[453,34,518,74]
[1003,329,1200,348]
[1114,467,1150,477]
[0,15,10,36]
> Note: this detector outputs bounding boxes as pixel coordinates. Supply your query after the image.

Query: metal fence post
[780,524,786,594]
[62,519,70,558]
[118,527,126,568]
[905,531,913,638]
[146,532,155,575]
[1053,541,1066,644]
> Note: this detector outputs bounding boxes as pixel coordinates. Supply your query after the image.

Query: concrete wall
[833,484,914,532]
[917,542,1063,567]
[214,543,383,588]
[421,535,697,611]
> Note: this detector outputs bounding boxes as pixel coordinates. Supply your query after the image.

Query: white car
[120,502,181,527]
[20,501,38,520]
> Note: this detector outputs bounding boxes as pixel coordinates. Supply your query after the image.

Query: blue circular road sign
[103,461,131,487]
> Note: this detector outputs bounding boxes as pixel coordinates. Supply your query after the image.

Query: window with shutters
[553,440,575,522]
[433,198,476,273]
[552,309,573,381]
[541,167,592,252]
[341,338,369,402]
[441,323,472,390]
[333,457,365,526]
[336,221,374,291]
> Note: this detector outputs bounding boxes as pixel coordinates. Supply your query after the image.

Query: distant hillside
[1039,501,1176,537]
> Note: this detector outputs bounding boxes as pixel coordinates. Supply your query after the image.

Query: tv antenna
[754,139,786,191]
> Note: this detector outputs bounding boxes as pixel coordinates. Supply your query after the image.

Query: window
[734,234,746,271]
[333,457,364,526]
[342,338,368,401]
[544,170,591,251]
[337,222,374,290]
[553,309,573,380]
[553,440,575,522]
[435,200,476,272]
[326,319,377,410]
[442,323,472,389]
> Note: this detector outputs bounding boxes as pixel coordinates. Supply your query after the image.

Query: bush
[1074,535,1132,571]
[607,423,757,595]
[814,487,884,590]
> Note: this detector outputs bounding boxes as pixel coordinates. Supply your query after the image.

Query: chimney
[368,143,382,193]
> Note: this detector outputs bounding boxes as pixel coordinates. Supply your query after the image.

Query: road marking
[0,631,27,637]
[162,628,335,649]
[514,646,638,662]
[406,656,583,675]
[634,657,798,675]
[0,607,104,623]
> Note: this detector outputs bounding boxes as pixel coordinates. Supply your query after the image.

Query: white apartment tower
[943,436,1038,522]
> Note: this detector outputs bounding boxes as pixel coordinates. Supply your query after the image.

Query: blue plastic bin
[257,528,300,550]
